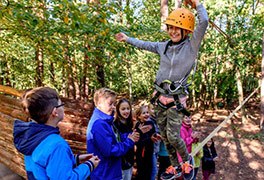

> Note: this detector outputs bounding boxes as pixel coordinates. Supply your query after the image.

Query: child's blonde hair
[135,105,148,120]
[93,88,117,106]
[147,103,155,117]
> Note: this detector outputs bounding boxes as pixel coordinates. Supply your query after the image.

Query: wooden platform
[0,163,24,180]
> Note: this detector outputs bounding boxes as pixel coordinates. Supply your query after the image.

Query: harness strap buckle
[156,100,175,110]
[175,101,191,117]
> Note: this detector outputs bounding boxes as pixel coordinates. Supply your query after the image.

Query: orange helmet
[165,8,195,32]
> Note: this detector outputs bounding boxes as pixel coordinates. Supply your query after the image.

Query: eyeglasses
[55,103,65,108]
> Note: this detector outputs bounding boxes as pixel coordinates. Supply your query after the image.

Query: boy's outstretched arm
[115,32,160,54]
[189,0,209,51]
[184,0,200,8]
[115,32,128,42]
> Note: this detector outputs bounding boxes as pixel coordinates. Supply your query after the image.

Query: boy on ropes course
[115,0,208,179]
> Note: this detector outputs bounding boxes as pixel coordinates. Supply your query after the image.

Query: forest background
[0,0,264,179]
[0,0,263,112]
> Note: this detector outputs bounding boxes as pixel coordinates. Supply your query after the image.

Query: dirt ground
[190,106,264,180]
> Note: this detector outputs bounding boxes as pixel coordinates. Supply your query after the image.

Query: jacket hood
[13,120,59,155]
[93,108,114,124]
[86,108,114,141]
[182,121,192,129]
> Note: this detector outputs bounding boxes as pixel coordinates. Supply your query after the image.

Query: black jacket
[202,142,217,173]
[113,120,134,170]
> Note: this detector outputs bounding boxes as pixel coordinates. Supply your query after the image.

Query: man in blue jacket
[86,88,140,180]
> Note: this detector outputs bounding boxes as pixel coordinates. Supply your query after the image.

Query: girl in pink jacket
[178,117,199,162]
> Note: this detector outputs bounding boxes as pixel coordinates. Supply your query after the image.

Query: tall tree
[261,33,264,132]
[88,0,105,88]
[160,0,168,31]
[174,0,182,8]
[64,35,76,98]
[35,44,44,86]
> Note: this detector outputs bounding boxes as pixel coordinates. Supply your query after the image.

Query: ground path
[191,107,263,180]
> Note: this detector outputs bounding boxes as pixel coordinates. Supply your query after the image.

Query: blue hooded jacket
[13,120,91,180]
[86,108,134,180]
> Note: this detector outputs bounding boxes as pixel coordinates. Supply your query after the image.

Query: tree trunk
[88,0,105,88]
[35,45,44,87]
[261,33,264,132]
[62,65,67,97]
[72,56,79,99]
[126,60,133,101]
[160,0,168,31]
[0,55,11,86]
[81,44,90,101]
[236,66,247,123]
[0,56,3,85]
[174,0,182,9]
[34,2,45,87]
[96,63,105,87]
[49,61,55,85]
[64,36,76,99]
[67,58,76,99]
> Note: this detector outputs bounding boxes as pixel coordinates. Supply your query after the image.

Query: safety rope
[190,85,260,157]
[208,19,235,48]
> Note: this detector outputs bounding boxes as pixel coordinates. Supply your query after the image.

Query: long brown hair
[115,98,133,130]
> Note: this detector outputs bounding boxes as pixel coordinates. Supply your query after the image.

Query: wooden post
[0,85,22,97]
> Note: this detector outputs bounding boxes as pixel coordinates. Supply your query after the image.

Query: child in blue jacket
[86,88,140,180]
[13,87,100,180]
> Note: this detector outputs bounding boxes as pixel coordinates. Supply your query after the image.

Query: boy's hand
[79,153,93,163]
[151,133,162,142]
[191,131,200,139]
[184,0,200,8]
[128,129,140,142]
[88,155,100,169]
[115,32,128,42]
[213,157,219,162]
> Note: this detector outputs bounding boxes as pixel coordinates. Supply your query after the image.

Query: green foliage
[0,0,263,106]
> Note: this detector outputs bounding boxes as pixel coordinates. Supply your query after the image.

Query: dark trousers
[202,170,212,180]
[157,155,171,180]
[193,167,199,180]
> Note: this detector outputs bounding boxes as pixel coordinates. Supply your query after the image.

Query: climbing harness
[151,79,191,117]
[208,19,235,48]
[151,38,198,117]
